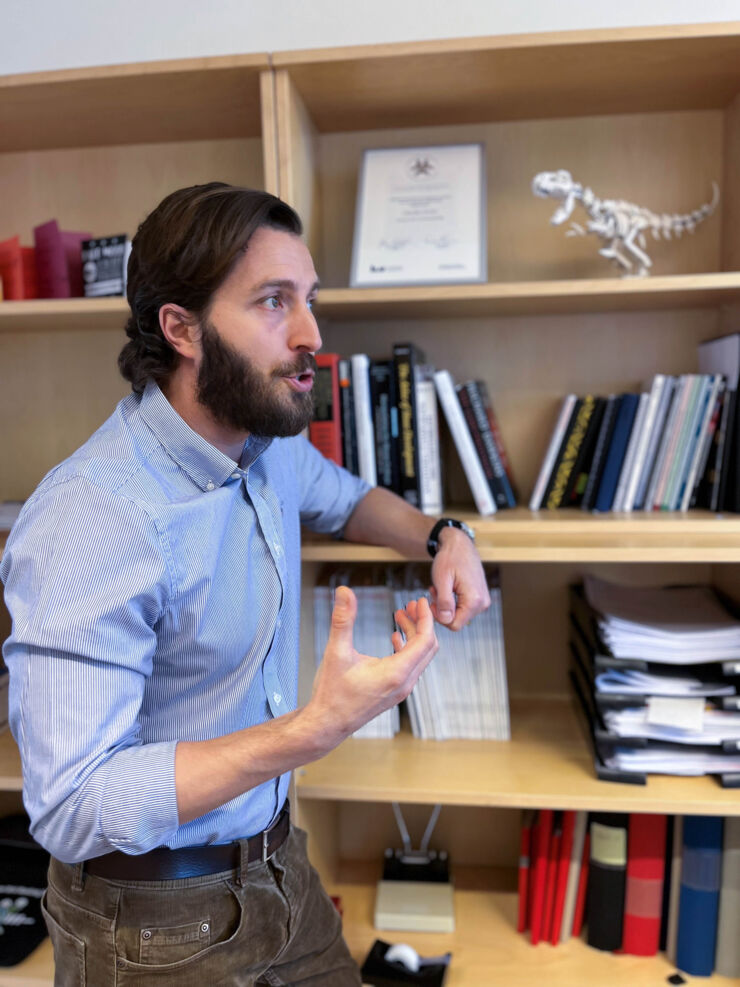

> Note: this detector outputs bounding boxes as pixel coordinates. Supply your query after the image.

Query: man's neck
[162,373,247,463]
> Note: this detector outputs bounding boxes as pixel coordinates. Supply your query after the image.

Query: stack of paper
[570,576,740,781]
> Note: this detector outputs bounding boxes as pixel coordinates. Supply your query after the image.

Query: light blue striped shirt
[1,381,369,863]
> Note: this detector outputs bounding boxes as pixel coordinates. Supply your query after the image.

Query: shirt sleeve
[289,435,371,535]
[1,476,180,862]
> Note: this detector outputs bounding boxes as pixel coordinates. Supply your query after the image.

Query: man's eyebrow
[253,278,321,294]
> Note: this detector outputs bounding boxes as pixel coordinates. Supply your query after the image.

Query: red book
[529,808,553,944]
[0,236,24,299]
[621,813,667,956]
[34,220,92,299]
[517,809,536,933]
[543,821,562,943]
[309,353,342,465]
[550,810,578,944]
[21,247,39,299]
[572,831,590,937]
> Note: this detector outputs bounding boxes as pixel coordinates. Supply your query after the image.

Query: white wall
[3,0,740,75]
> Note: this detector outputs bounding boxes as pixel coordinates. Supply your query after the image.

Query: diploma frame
[350,142,487,288]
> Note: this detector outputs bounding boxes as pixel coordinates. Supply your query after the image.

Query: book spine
[623,375,668,511]
[517,809,535,933]
[33,219,71,298]
[338,358,359,475]
[434,369,496,515]
[716,389,737,512]
[547,395,596,510]
[676,815,724,977]
[393,343,422,508]
[665,815,683,963]
[715,816,740,977]
[308,354,343,465]
[476,379,516,491]
[465,381,516,507]
[594,394,639,513]
[529,394,578,510]
[550,810,577,944]
[621,813,667,956]
[529,809,553,944]
[369,360,398,491]
[581,395,618,512]
[612,392,648,512]
[457,383,504,507]
[0,236,25,300]
[663,374,707,510]
[681,375,722,511]
[646,374,691,510]
[571,831,590,937]
[414,365,443,515]
[586,813,628,951]
[350,353,377,486]
[560,811,588,942]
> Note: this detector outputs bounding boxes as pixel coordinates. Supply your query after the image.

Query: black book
[369,360,401,493]
[721,389,740,513]
[338,358,359,476]
[540,397,584,509]
[586,812,629,951]
[581,395,620,512]
[563,396,607,507]
[393,342,425,508]
[459,380,516,508]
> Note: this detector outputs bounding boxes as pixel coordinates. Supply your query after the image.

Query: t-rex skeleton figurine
[532,169,720,277]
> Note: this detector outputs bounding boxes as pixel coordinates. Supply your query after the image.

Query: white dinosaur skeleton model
[532,169,720,277]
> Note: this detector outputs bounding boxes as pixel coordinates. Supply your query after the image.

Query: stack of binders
[568,575,740,786]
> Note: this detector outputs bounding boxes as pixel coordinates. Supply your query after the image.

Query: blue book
[593,393,639,512]
[676,815,724,977]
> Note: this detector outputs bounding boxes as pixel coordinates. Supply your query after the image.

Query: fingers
[327,585,357,650]
[431,571,456,625]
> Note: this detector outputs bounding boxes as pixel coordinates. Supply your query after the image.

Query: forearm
[175,705,336,824]
[342,486,437,557]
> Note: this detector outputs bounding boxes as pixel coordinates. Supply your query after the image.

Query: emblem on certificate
[350,143,487,287]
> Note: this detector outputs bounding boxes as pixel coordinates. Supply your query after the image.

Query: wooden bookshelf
[0,939,54,987]
[0,731,22,791]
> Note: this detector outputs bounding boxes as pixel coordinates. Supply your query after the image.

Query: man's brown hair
[119,182,303,394]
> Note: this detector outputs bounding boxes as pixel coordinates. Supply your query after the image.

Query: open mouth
[284,370,315,392]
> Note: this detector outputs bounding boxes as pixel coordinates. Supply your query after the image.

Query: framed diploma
[350,143,487,287]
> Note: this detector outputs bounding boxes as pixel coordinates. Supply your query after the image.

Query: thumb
[328,585,357,649]
[433,574,455,625]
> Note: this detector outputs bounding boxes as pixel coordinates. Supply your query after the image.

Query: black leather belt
[85,805,290,881]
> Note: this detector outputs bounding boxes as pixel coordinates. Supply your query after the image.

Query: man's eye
[263,296,282,310]
[307,298,315,311]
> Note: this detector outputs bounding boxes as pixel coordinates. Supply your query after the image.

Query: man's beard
[196,319,316,438]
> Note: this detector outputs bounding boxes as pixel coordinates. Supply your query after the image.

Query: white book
[622,374,669,512]
[633,376,676,510]
[663,374,708,510]
[559,811,588,942]
[679,374,723,512]
[644,374,691,511]
[698,331,740,388]
[612,391,648,512]
[434,369,496,516]
[350,353,377,487]
[529,393,578,511]
[414,364,444,516]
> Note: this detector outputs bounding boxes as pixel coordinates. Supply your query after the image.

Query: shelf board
[0,55,269,152]
[332,866,739,987]
[273,22,740,131]
[0,298,128,334]
[295,696,740,815]
[0,731,22,791]
[314,272,740,321]
[302,507,740,563]
[3,273,739,334]
[0,939,53,987]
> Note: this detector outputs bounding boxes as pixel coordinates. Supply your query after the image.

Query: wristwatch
[426,517,476,558]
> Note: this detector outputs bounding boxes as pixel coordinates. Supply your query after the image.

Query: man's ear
[159,303,200,361]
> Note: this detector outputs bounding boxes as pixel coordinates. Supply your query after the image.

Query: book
[369,359,400,492]
[414,363,443,515]
[659,814,676,952]
[0,236,37,300]
[612,391,648,512]
[717,389,738,512]
[433,369,496,516]
[633,376,677,510]
[644,374,692,511]
[661,374,708,510]
[676,815,724,976]
[695,384,730,511]
[621,813,667,956]
[698,332,740,512]
[559,810,588,942]
[393,342,425,508]
[529,394,578,511]
[542,815,562,942]
[620,375,669,512]
[563,396,606,507]
[545,396,597,510]
[350,353,377,486]
[593,394,639,513]
[81,234,131,297]
[581,394,619,512]
[715,816,740,977]
[309,353,342,465]
[459,380,515,508]
[475,379,517,496]
[549,809,578,944]
[529,808,553,945]
[338,358,359,476]
[571,830,590,937]
[679,375,723,511]
[586,812,628,950]
[517,809,536,933]
[33,219,91,298]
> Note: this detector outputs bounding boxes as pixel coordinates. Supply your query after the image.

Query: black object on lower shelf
[360,939,450,987]
[0,813,50,966]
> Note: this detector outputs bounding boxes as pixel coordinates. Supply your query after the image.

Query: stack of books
[309,348,517,516]
[517,809,740,979]
[312,564,510,741]
[569,575,740,785]
[530,331,740,513]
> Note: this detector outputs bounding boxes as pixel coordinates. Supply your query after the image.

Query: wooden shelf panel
[0,55,269,152]
[4,272,739,335]
[295,696,740,815]
[302,508,740,563]
[273,23,740,131]
[0,731,23,792]
[0,939,53,987]
[332,869,739,987]
[315,272,740,320]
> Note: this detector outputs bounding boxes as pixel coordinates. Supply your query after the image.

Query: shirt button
[206,482,215,491]
[231,472,240,480]
[273,693,282,705]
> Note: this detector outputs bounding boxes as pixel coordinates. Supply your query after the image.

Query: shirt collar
[138,381,271,490]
